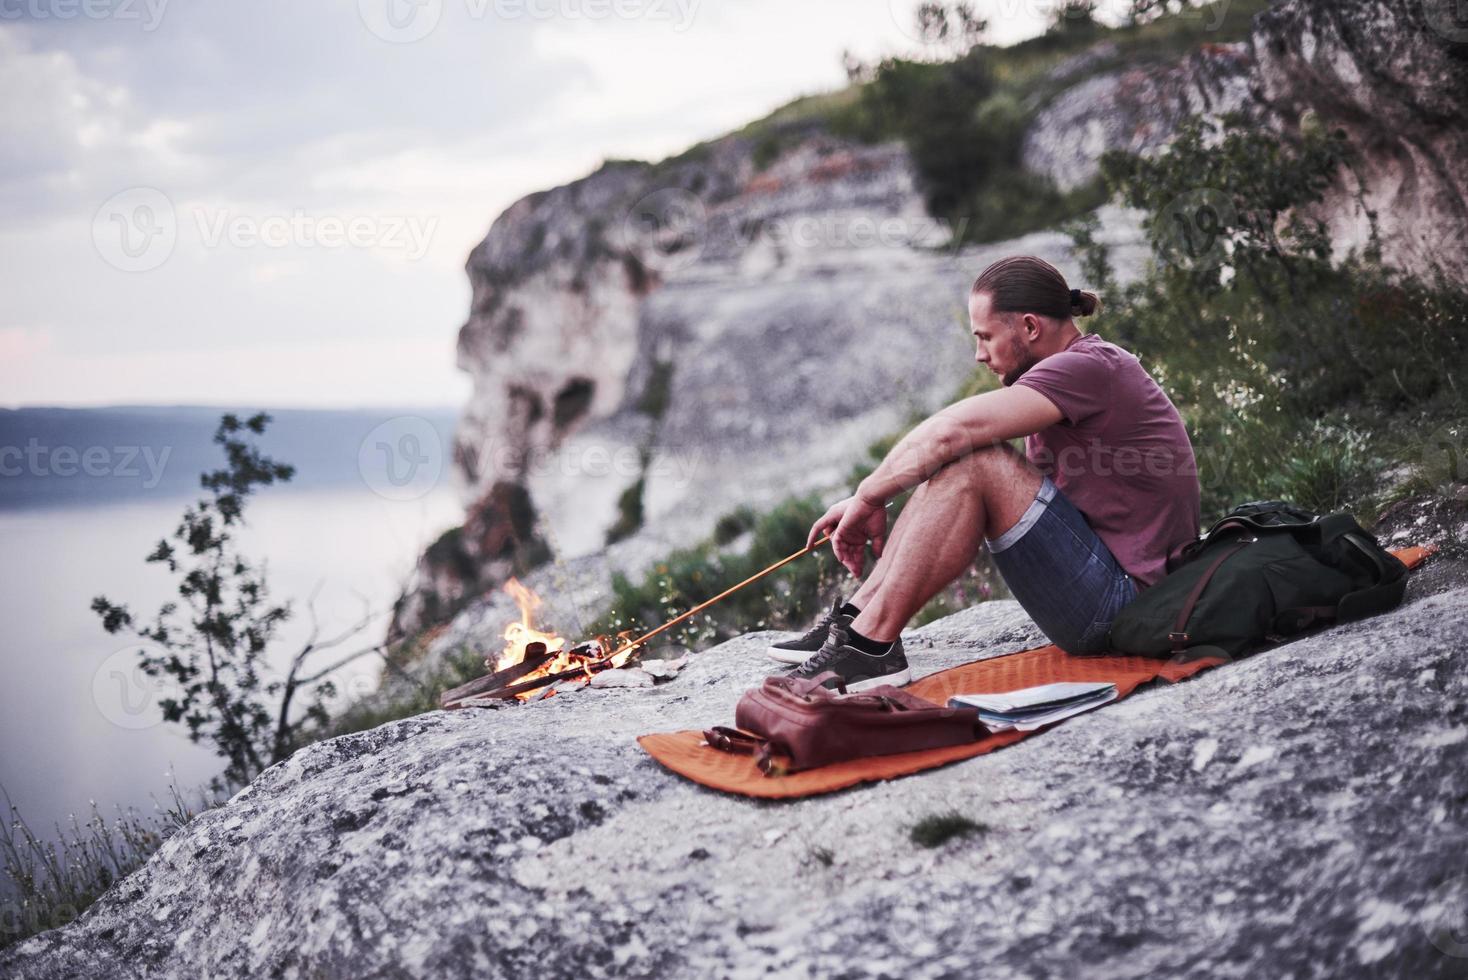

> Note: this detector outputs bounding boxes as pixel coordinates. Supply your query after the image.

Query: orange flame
[491,578,643,701]
[495,577,565,672]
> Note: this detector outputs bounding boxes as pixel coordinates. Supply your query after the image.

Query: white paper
[948,682,1118,732]
[948,681,1117,714]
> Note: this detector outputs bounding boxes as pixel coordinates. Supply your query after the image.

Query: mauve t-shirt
[1013,332,1200,588]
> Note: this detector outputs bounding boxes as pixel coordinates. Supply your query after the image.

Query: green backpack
[1107,501,1410,659]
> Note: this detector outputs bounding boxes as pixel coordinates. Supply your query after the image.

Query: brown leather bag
[703,672,981,775]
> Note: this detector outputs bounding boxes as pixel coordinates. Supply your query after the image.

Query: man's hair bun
[1070,288,1102,317]
[973,256,1102,320]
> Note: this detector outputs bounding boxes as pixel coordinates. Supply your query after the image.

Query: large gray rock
[1021,42,1255,191]
[6,590,1466,978]
[1251,0,1468,279]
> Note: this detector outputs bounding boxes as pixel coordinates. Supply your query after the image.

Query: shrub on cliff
[1078,115,1468,516]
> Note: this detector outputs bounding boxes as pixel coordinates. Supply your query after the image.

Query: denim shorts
[986,477,1138,654]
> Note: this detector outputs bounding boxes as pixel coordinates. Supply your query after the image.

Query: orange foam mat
[637,544,1436,800]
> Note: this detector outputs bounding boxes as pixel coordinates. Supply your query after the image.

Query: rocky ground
[5,560,1466,977]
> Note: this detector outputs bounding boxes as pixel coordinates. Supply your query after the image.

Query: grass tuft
[1,780,219,951]
[910,812,989,848]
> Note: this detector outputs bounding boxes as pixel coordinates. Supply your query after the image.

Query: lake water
[0,408,462,845]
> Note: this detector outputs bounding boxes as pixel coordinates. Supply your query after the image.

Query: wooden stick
[438,646,556,708]
[606,534,831,659]
[440,535,831,709]
[448,662,602,706]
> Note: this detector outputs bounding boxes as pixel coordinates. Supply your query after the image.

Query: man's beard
[1000,342,1041,387]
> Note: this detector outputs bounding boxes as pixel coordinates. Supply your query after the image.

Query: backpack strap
[1170,537,1255,653]
[703,726,763,754]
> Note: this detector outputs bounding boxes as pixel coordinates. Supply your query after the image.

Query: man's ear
[1021,313,1043,341]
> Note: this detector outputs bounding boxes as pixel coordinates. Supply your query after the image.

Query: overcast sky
[0,0,1051,409]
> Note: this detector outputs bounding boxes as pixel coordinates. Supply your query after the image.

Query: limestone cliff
[1021,40,1256,190]
[1251,0,1468,278]
[1024,0,1468,278]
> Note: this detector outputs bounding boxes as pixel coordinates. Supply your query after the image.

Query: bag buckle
[1168,631,1190,644]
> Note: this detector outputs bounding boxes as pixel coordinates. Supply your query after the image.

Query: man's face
[969,291,1039,387]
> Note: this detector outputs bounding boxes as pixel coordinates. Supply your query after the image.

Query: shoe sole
[843,667,912,691]
[766,645,814,665]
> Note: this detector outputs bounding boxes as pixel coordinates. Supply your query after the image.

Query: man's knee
[929,444,1017,488]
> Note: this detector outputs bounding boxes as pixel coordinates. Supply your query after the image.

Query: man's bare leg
[846,444,1044,643]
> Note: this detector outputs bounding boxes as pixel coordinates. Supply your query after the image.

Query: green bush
[830,51,1105,243]
[833,52,998,219]
[713,505,758,545]
[1080,115,1468,518]
[605,475,647,545]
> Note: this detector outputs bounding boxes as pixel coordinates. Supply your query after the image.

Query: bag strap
[701,727,790,776]
[703,726,762,754]
[1170,537,1255,654]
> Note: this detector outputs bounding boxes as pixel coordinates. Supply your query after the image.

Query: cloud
[0,0,932,406]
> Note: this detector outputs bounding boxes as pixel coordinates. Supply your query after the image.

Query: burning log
[446,644,631,707]
[438,642,555,708]
[442,536,829,709]
[438,577,647,708]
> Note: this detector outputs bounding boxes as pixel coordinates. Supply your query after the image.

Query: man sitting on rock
[770,255,1201,690]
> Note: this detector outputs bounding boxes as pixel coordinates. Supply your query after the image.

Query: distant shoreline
[0,406,460,511]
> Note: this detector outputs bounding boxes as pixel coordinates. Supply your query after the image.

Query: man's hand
[807,495,887,577]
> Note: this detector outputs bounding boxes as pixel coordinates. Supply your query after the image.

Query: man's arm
[805,385,1062,572]
[855,385,1062,507]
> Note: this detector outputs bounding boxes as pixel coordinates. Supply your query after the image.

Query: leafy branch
[91,413,391,790]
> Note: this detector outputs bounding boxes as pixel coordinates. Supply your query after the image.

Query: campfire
[440,578,644,707]
[440,534,825,710]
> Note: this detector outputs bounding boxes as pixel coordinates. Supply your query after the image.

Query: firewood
[438,643,555,707]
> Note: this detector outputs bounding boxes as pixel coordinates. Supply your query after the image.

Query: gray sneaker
[788,623,911,692]
[767,599,850,665]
